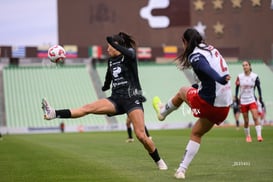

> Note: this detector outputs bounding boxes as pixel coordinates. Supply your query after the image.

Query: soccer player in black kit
[42,32,168,170]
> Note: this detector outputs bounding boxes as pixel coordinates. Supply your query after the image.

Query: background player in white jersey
[235,61,263,142]
[152,28,232,179]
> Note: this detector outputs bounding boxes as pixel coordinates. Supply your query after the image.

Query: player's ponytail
[176,28,204,69]
[118,32,136,49]
[111,32,136,49]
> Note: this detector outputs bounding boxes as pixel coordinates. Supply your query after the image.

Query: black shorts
[107,95,144,116]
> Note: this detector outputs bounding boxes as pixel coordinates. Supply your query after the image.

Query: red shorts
[186,88,230,125]
[240,102,258,113]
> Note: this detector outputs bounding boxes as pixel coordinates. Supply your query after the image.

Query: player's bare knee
[81,104,94,114]
[135,132,146,142]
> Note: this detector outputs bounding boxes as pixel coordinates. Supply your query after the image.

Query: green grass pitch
[0,127,273,182]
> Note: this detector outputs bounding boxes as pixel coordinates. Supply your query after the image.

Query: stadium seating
[2,61,272,133]
[3,65,106,133]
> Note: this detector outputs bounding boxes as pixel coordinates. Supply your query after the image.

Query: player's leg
[126,117,134,142]
[70,99,116,117]
[235,112,240,128]
[129,109,167,170]
[259,112,265,126]
[260,110,266,125]
[144,126,152,139]
[250,108,263,142]
[175,118,214,179]
[240,104,252,142]
[242,111,252,142]
[152,86,191,121]
[250,108,260,125]
[42,98,116,120]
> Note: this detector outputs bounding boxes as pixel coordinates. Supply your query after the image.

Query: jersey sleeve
[255,76,262,98]
[189,53,228,85]
[106,36,136,59]
[235,76,240,86]
[101,62,112,91]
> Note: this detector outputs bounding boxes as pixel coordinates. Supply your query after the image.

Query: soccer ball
[48,45,66,63]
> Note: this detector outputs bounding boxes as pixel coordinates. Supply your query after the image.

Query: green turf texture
[0,127,272,182]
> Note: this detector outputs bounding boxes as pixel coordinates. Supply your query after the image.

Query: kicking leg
[152,86,191,121]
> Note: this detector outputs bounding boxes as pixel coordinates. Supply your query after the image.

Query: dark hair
[176,28,207,69]
[112,32,136,49]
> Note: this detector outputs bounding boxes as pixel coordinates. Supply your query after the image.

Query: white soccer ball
[48,45,66,63]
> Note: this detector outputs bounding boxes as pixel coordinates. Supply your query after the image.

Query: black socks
[55,109,71,118]
[149,148,161,162]
[127,127,133,138]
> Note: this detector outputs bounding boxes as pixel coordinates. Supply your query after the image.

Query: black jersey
[104,40,142,99]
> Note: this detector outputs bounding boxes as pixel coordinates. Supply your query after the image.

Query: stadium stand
[2,65,111,133]
[1,61,272,134]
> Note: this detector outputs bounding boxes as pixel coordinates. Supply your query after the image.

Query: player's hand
[101,85,110,91]
[225,75,231,81]
[139,95,147,102]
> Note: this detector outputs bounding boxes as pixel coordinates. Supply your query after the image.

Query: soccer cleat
[152,96,165,121]
[246,135,252,143]
[174,169,186,179]
[257,136,263,142]
[126,138,134,143]
[156,159,168,170]
[41,98,56,120]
